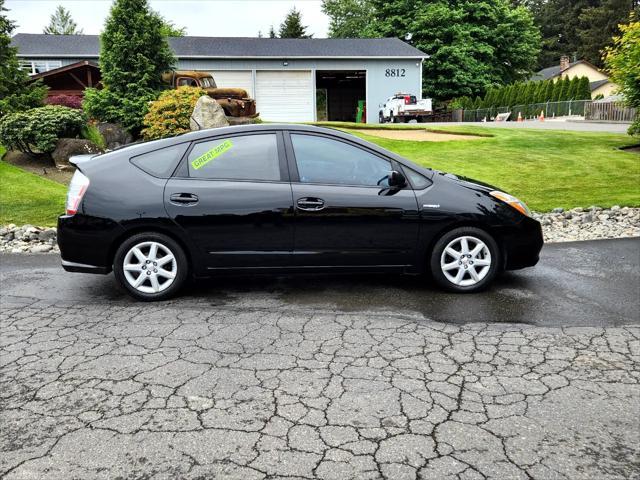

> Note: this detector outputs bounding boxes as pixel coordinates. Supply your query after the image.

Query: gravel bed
[1,207,638,254]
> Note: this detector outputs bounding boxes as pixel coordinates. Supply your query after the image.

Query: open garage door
[316,70,366,123]
[255,70,313,122]
[209,70,253,97]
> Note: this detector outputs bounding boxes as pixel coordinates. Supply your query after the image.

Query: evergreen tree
[567,76,580,99]
[0,0,47,116]
[578,76,592,99]
[544,79,555,102]
[154,13,186,37]
[578,0,639,68]
[82,0,175,134]
[322,0,372,38]
[561,76,572,100]
[551,78,562,101]
[268,25,277,38]
[366,0,540,100]
[279,7,312,38]
[43,5,83,35]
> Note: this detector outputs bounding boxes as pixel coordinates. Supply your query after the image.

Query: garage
[12,35,427,123]
[209,70,253,97]
[255,70,313,122]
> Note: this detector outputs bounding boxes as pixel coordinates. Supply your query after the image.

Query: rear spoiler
[68,154,99,166]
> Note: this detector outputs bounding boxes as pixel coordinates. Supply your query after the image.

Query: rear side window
[131,143,188,178]
[187,134,280,181]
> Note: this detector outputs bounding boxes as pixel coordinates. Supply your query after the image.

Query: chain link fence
[461,100,594,122]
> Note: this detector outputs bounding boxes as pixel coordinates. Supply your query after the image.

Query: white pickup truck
[379,93,433,123]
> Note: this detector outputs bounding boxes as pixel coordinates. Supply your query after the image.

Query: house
[28,60,101,98]
[11,34,427,124]
[531,55,617,99]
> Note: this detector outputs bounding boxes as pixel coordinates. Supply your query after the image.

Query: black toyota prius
[58,124,543,301]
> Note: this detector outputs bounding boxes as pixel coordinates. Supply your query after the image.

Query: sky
[6,0,330,37]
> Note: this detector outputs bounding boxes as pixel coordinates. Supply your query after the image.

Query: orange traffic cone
[517,112,523,122]
[539,110,545,122]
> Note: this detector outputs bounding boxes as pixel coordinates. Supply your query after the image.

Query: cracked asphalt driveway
[1,238,639,479]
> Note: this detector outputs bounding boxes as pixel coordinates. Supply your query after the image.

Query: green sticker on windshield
[191,139,233,170]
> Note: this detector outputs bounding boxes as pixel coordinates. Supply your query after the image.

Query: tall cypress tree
[43,5,83,34]
[567,76,580,99]
[0,0,47,116]
[82,0,175,134]
[578,76,592,99]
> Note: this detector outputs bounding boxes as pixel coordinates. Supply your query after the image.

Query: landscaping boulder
[190,96,229,131]
[52,138,102,171]
[96,122,133,150]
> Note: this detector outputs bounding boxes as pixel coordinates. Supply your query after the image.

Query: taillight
[404,96,410,105]
[66,170,90,215]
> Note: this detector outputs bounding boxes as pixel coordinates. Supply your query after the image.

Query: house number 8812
[385,68,406,77]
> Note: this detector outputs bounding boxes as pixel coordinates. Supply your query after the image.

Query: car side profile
[58,124,543,301]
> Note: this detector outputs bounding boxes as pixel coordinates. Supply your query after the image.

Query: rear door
[285,132,420,268]
[164,131,294,270]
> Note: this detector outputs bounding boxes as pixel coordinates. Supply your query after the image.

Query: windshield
[200,77,217,88]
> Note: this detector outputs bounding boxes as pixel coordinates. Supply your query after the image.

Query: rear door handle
[169,193,199,205]
[297,197,325,211]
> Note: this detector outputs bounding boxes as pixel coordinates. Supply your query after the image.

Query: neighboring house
[11,34,427,124]
[531,55,617,99]
[29,60,101,98]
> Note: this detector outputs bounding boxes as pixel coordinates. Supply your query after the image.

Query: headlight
[490,191,531,217]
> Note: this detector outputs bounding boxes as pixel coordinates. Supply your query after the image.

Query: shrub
[45,94,83,109]
[141,86,207,141]
[81,123,106,150]
[0,105,85,154]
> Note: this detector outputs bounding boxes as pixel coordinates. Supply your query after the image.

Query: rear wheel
[430,227,500,293]
[113,232,188,301]
[379,112,385,123]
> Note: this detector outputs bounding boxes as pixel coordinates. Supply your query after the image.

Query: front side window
[291,134,392,187]
[187,134,280,181]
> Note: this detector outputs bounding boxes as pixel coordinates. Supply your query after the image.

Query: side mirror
[388,170,406,188]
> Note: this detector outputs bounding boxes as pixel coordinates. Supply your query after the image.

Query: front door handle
[170,193,199,205]
[297,197,325,211]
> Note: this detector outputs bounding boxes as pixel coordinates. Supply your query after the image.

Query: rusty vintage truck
[162,71,258,120]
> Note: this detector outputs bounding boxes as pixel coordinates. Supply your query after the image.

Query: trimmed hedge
[0,105,85,155]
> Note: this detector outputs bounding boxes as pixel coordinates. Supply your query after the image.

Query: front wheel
[113,232,188,301]
[430,227,500,293]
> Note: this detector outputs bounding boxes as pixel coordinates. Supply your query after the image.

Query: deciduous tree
[322,0,372,38]
[366,0,540,100]
[604,17,640,134]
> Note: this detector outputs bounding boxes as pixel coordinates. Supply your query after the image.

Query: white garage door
[255,70,313,122]
[209,70,253,97]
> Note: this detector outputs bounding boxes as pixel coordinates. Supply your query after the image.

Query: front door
[164,132,294,270]
[286,132,420,268]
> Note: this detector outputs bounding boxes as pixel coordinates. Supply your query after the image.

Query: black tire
[113,232,188,301]
[429,227,500,293]
[379,112,385,123]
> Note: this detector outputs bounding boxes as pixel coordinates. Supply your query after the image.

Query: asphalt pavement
[1,238,639,479]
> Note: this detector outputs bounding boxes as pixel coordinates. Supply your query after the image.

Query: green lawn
[0,126,638,227]
[0,161,66,227]
[335,124,640,212]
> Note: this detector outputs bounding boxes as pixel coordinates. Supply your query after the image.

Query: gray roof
[589,79,610,90]
[11,33,427,58]
[530,64,565,81]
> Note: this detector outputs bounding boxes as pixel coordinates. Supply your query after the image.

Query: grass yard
[0,161,66,227]
[333,124,640,212]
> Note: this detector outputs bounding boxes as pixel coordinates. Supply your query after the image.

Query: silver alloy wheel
[122,241,177,294]
[440,235,492,287]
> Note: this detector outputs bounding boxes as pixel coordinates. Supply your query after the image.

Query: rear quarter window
[130,143,189,178]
